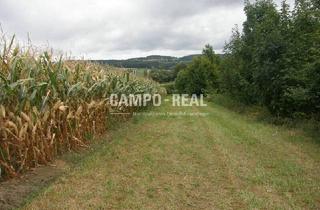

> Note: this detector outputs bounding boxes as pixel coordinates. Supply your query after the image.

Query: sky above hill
[1,0,294,59]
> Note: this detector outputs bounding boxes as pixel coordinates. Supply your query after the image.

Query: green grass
[128,68,149,78]
[22,97,320,209]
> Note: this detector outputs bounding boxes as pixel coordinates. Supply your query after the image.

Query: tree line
[175,0,320,118]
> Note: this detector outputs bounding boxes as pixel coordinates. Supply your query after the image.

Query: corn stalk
[0,36,163,178]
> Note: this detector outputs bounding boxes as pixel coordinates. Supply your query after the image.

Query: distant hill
[178,54,201,62]
[92,54,202,69]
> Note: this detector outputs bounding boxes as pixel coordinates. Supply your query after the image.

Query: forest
[174,0,320,118]
[93,55,200,69]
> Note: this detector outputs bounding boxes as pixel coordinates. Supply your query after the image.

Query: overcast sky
[0,0,294,59]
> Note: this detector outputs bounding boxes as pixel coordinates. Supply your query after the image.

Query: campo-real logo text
[109,94,208,107]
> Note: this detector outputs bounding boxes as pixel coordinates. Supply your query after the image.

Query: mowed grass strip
[23,99,320,209]
[202,102,320,209]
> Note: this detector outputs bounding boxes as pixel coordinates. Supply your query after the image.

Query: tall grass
[0,36,162,178]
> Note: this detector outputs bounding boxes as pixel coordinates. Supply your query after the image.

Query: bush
[161,82,176,94]
[175,45,219,95]
[150,69,175,83]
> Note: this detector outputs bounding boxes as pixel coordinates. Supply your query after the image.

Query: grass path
[23,100,320,209]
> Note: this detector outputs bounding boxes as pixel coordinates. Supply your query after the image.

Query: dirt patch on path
[0,160,68,210]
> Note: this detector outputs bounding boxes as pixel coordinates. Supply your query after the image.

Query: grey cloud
[0,0,295,59]
[143,0,242,19]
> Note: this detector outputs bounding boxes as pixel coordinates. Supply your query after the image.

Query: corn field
[0,36,163,178]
